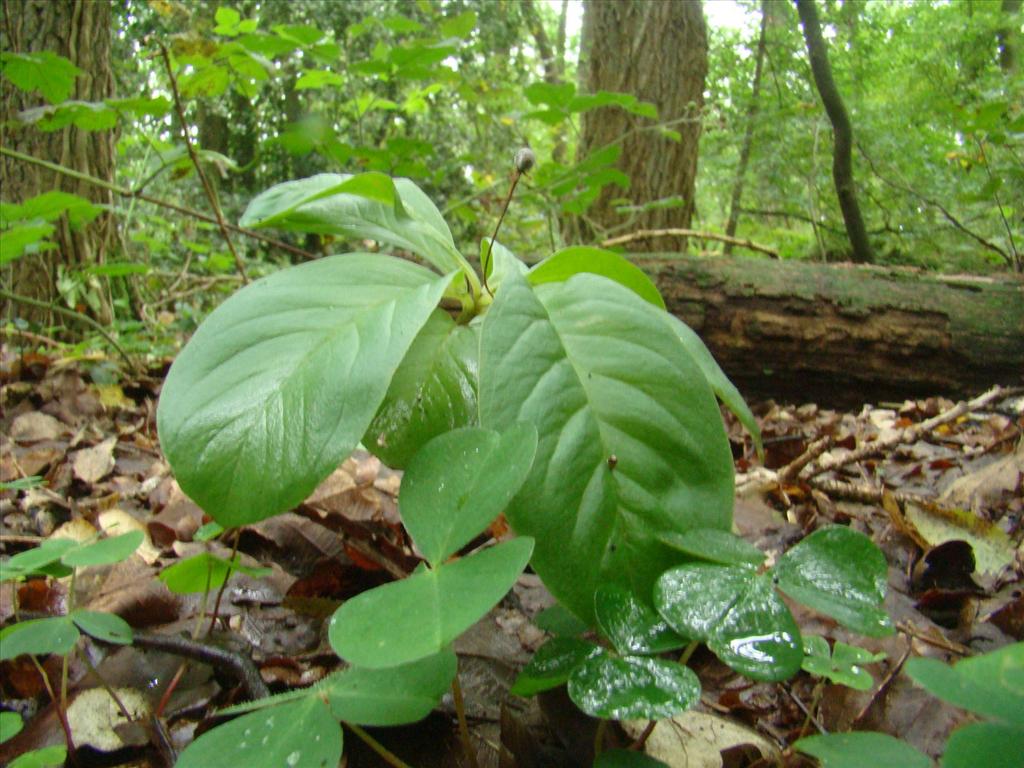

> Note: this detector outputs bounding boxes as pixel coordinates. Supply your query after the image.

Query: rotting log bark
[639,255,1024,406]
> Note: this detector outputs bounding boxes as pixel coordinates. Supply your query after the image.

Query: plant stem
[451,674,480,768]
[593,718,608,759]
[346,723,414,768]
[29,654,78,765]
[206,529,239,638]
[678,640,699,665]
[156,42,247,283]
[482,170,523,296]
[0,288,139,372]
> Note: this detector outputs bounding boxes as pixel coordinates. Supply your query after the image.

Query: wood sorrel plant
[156,162,892,765]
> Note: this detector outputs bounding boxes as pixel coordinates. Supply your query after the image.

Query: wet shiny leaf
[568,653,700,720]
[774,526,894,637]
[654,563,755,639]
[706,574,803,681]
[594,583,686,655]
[511,637,603,697]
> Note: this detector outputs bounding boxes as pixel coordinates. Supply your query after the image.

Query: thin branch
[0,146,315,261]
[156,42,247,283]
[856,142,1012,266]
[975,138,1020,270]
[0,288,139,372]
[602,228,779,258]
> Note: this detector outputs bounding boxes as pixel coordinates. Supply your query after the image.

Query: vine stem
[0,287,139,373]
[155,42,247,283]
[29,654,78,766]
[345,723,414,768]
[1,146,313,260]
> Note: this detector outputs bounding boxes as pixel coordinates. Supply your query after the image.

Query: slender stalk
[678,640,699,665]
[593,718,608,759]
[482,171,523,296]
[156,42,247,283]
[206,529,239,638]
[345,723,414,768]
[29,654,78,765]
[451,674,480,768]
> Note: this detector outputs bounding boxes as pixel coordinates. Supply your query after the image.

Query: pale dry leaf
[71,436,117,484]
[67,687,149,751]
[99,508,161,564]
[621,711,779,768]
[10,411,65,442]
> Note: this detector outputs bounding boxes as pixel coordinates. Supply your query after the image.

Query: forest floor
[1,344,1022,767]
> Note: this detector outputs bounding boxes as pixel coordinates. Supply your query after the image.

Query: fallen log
[638,255,1024,406]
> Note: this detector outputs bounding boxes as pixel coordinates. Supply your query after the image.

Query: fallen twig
[803,385,1023,480]
[602,228,779,258]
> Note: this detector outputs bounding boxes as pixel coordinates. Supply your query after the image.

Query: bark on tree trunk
[796,0,873,265]
[641,255,1024,407]
[575,0,708,251]
[1,0,116,324]
[723,0,769,254]
[999,0,1021,73]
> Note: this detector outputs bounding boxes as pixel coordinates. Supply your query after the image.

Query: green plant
[153,168,895,763]
[0,531,144,763]
[795,641,1024,768]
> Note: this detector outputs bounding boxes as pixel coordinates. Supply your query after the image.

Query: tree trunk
[795,0,873,264]
[723,0,769,254]
[641,255,1024,407]
[575,0,708,251]
[1,0,116,324]
[999,0,1021,73]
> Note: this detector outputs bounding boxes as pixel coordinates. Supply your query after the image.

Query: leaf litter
[1,343,1022,767]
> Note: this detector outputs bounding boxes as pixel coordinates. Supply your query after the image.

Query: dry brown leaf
[621,711,779,768]
[70,436,117,484]
[10,411,65,442]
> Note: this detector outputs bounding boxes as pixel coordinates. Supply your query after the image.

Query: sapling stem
[345,723,414,768]
[481,148,535,296]
[451,674,480,768]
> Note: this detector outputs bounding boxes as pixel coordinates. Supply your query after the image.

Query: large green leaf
[399,424,537,565]
[527,246,666,310]
[663,315,763,457]
[239,173,472,280]
[157,255,450,527]
[567,653,700,720]
[655,563,755,639]
[774,526,893,637]
[363,310,479,469]
[328,537,534,668]
[176,696,341,768]
[479,271,734,624]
